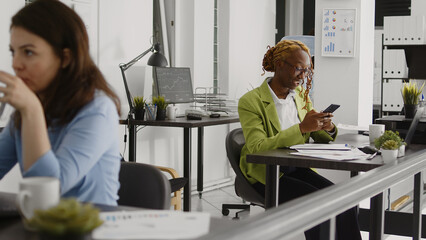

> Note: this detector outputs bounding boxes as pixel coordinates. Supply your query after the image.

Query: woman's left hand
[321,113,335,132]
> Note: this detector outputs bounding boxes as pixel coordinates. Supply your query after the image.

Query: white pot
[381,149,398,163]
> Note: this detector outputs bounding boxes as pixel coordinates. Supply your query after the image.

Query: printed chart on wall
[322,9,356,57]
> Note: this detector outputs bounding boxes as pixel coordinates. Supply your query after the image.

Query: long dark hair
[11,0,120,128]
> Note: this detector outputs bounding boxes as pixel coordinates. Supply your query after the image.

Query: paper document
[290,143,351,151]
[92,210,210,239]
[291,148,369,161]
[337,123,369,132]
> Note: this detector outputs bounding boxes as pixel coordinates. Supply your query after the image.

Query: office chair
[118,161,171,209]
[119,157,187,210]
[221,128,265,218]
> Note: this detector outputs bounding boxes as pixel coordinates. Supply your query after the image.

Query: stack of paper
[92,210,210,239]
[290,144,368,161]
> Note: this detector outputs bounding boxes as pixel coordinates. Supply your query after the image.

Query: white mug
[166,105,178,120]
[369,124,385,143]
[17,177,60,219]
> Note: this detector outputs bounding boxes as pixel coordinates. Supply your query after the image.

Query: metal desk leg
[369,192,384,240]
[183,128,192,212]
[413,172,423,240]
[128,119,136,162]
[197,127,204,198]
[265,164,279,209]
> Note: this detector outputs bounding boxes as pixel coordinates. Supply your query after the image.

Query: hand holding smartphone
[323,104,340,113]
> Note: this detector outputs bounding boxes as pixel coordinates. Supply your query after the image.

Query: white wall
[227,0,276,100]
[314,0,374,127]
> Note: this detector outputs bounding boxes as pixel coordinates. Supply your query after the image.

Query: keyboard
[184,109,209,117]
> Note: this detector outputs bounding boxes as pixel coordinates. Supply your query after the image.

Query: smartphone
[323,104,340,113]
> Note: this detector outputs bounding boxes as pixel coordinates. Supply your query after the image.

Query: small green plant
[401,80,425,105]
[381,139,399,150]
[374,130,405,149]
[27,198,103,236]
[133,96,146,110]
[152,96,168,110]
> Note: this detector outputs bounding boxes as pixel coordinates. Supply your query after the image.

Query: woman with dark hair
[0,0,121,206]
[238,39,361,239]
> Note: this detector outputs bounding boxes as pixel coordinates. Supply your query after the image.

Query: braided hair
[262,39,313,109]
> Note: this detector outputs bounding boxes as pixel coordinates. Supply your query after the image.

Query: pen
[367,152,378,160]
[145,103,154,120]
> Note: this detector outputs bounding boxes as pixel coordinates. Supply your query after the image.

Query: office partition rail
[198,150,426,240]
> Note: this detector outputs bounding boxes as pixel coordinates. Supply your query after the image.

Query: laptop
[0,192,19,218]
[404,107,424,147]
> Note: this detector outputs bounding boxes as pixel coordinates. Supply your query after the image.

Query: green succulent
[27,198,103,236]
[381,139,399,150]
[374,130,405,149]
[133,96,146,110]
[152,96,169,110]
[401,80,425,105]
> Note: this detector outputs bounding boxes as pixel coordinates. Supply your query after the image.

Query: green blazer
[238,79,337,185]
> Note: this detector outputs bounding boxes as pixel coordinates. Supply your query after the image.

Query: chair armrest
[155,166,180,179]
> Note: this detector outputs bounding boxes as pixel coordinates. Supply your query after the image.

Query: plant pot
[404,104,419,119]
[380,149,398,163]
[156,108,167,120]
[134,109,145,120]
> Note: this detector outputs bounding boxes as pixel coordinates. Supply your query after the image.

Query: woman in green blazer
[238,40,361,240]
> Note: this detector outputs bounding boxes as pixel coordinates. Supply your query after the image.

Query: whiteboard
[321,8,356,57]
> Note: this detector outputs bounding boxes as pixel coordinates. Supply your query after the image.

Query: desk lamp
[119,43,168,118]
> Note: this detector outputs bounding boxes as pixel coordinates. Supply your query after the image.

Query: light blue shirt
[0,93,121,206]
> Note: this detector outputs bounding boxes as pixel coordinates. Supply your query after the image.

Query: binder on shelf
[382,49,391,78]
[415,15,426,44]
[394,16,404,45]
[403,16,411,44]
[382,79,403,112]
[383,17,391,45]
[383,50,408,78]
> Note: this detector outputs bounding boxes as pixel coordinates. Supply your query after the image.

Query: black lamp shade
[147,52,168,67]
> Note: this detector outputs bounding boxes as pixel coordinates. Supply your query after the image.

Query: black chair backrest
[226,128,265,206]
[118,162,171,209]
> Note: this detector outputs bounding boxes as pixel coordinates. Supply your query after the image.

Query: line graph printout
[322,8,356,57]
[154,67,194,103]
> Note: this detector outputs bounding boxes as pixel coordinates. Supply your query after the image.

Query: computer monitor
[153,67,194,104]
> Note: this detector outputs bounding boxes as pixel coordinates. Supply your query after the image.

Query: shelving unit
[380,34,426,117]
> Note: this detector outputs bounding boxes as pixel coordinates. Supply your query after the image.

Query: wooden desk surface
[119,115,239,128]
[247,133,426,172]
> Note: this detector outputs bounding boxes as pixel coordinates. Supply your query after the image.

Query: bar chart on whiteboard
[322,8,356,57]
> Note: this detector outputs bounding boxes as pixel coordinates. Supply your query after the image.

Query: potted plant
[401,80,424,118]
[379,139,399,162]
[133,96,146,120]
[27,198,103,240]
[152,96,168,120]
[374,130,406,158]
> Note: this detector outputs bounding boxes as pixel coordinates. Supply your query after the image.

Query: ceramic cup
[166,105,178,120]
[17,177,60,219]
[369,124,385,143]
